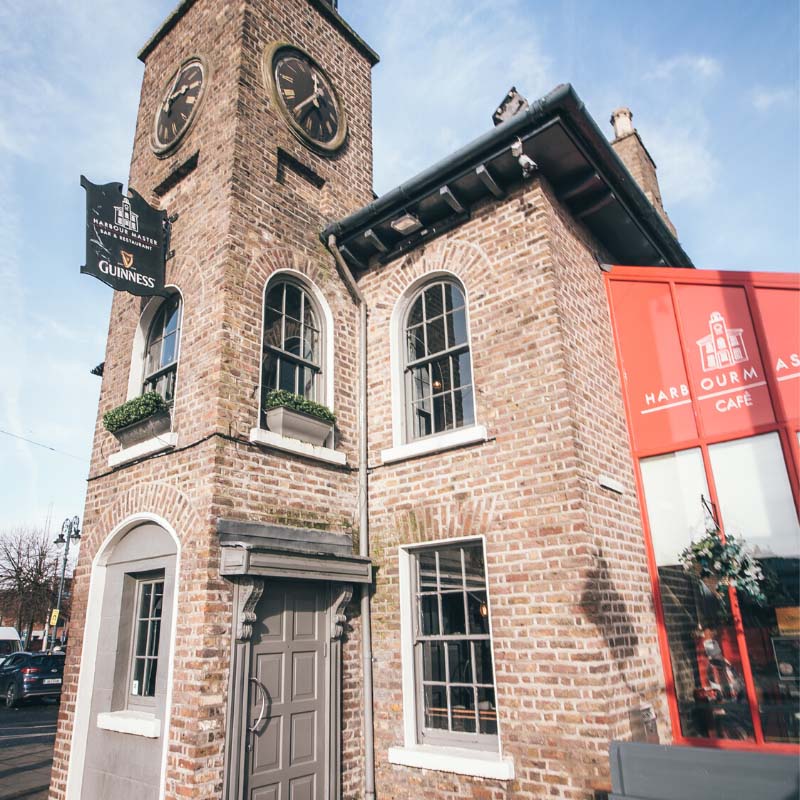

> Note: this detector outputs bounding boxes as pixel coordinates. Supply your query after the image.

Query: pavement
[0,700,58,800]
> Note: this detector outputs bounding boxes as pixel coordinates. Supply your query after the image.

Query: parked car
[0,651,65,707]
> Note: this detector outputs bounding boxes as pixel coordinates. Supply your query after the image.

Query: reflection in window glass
[143,295,182,402]
[131,578,164,698]
[641,450,754,741]
[261,279,322,425]
[709,434,800,744]
[412,541,497,748]
[404,280,475,441]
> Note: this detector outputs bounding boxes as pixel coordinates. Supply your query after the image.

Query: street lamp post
[49,516,80,651]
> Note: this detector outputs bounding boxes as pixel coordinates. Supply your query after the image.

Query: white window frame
[383,272,487,464]
[256,269,335,422]
[127,573,166,708]
[127,287,184,403]
[390,536,514,780]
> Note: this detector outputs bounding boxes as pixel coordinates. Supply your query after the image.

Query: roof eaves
[323,84,692,269]
[554,88,692,268]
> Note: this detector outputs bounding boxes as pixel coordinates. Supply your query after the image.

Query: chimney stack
[609,107,677,237]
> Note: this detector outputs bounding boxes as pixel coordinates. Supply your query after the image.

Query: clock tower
[52,2,378,800]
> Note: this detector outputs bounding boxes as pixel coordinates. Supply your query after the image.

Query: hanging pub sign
[80,176,170,297]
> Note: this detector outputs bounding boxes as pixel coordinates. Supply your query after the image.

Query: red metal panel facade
[606,266,800,754]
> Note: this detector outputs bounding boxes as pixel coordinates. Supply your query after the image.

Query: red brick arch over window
[605,265,799,754]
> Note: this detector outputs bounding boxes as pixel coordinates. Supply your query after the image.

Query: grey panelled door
[246,582,327,800]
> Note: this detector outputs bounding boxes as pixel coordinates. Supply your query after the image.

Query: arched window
[404,279,474,440]
[261,278,322,410]
[142,294,182,402]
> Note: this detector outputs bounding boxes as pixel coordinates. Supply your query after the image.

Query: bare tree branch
[0,527,65,644]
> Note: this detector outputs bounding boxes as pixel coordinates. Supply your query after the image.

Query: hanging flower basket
[679,525,766,606]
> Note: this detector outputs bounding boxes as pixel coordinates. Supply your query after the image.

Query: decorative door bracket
[235,577,264,641]
[330,583,353,641]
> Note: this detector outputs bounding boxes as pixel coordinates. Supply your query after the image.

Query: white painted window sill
[381,425,488,465]
[97,710,161,738]
[249,427,346,466]
[107,432,178,468]
[388,745,515,780]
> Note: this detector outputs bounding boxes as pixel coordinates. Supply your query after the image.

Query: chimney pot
[610,107,635,140]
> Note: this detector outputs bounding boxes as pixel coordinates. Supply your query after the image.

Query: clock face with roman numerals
[152,56,208,156]
[264,43,347,154]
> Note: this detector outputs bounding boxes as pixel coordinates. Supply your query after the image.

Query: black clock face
[269,46,347,153]
[152,57,207,155]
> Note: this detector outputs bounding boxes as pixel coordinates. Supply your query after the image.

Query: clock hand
[169,85,189,102]
[293,91,321,116]
[164,70,182,112]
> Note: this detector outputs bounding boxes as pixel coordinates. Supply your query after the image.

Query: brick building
[50,1,799,799]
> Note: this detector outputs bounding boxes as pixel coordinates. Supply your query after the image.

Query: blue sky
[0,0,797,537]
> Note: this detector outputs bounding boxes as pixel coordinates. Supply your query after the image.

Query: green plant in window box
[679,519,766,607]
[264,390,336,424]
[264,390,335,447]
[103,392,171,446]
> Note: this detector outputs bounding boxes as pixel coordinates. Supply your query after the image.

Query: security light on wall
[390,213,422,235]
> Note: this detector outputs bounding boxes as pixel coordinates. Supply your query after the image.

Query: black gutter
[322,84,692,268]
[554,87,689,266]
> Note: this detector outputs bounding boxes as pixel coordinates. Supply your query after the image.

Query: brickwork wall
[356,175,667,799]
[50,1,679,798]
[542,177,672,743]
[610,133,676,237]
[51,0,374,798]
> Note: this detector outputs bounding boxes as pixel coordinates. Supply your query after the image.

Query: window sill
[249,427,346,466]
[388,745,515,780]
[96,710,161,738]
[381,425,488,465]
[107,432,178,468]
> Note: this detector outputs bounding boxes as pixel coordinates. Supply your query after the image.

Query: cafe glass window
[640,434,800,745]
[411,540,498,749]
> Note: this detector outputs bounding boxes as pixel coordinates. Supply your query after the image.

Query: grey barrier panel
[609,741,800,800]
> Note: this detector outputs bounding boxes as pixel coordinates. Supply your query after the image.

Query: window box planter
[111,409,172,448]
[263,390,335,447]
[103,392,172,449]
[265,406,333,447]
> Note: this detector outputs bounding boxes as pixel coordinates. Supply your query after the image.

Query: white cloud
[750,86,796,112]
[645,54,722,82]
[644,126,718,204]
[0,161,40,512]
[364,0,553,192]
[0,0,160,530]
[596,49,723,209]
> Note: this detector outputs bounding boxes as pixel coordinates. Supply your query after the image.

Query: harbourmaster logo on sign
[114,197,139,232]
[641,308,769,417]
[606,267,798,452]
[696,312,748,372]
[80,176,169,297]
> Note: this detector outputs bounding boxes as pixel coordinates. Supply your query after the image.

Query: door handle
[248,677,269,733]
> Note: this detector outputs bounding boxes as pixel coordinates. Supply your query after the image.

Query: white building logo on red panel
[696,311,748,372]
